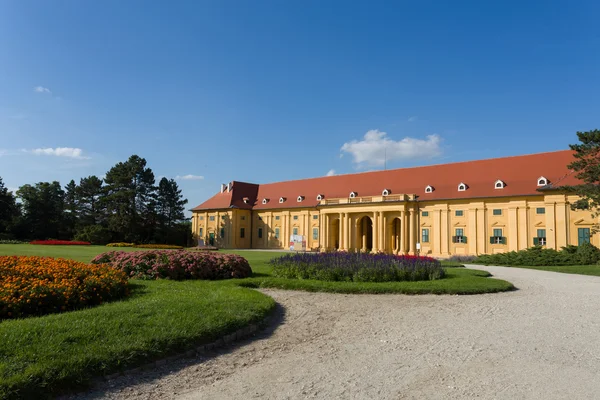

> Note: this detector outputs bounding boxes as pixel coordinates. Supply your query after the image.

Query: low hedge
[30,240,91,246]
[106,242,135,247]
[476,243,600,266]
[133,244,183,250]
[0,240,27,245]
[92,250,252,280]
[270,252,444,282]
[0,256,129,319]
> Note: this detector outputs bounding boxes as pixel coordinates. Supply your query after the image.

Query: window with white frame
[382,189,390,196]
[492,228,505,244]
[425,185,434,193]
[537,176,548,186]
[454,228,466,243]
[349,192,357,198]
[458,183,467,191]
[279,197,286,203]
[262,198,269,204]
[495,180,505,189]
[297,195,304,202]
[534,229,547,246]
[316,194,324,201]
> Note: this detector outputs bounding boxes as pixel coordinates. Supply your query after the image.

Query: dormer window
[382,189,391,196]
[537,176,549,186]
[297,195,305,202]
[349,191,357,198]
[316,194,324,201]
[262,198,269,205]
[458,183,468,192]
[279,197,286,203]
[243,197,250,204]
[425,185,434,193]
[494,180,505,189]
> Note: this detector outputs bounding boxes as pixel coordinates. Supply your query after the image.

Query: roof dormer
[316,194,324,201]
[243,197,250,204]
[279,197,286,203]
[262,198,269,205]
[425,185,434,193]
[349,191,358,198]
[458,182,468,192]
[382,188,391,196]
[297,195,305,202]
[494,180,506,189]
[537,176,549,187]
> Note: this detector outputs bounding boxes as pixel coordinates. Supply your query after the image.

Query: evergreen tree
[156,178,188,243]
[103,155,157,242]
[16,182,65,239]
[78,175,104,226]
[568,129,600,233]
[0,177,20,238]
[63,180,79,238]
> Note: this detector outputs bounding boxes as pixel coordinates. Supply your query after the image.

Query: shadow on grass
[75,302,287,399]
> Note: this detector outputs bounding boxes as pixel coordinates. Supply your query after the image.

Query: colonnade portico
[320,207,417,254]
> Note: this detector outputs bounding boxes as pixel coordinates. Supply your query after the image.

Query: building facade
[191,150,598,256]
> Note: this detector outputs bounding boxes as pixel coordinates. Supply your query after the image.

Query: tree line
[0,155,190,245]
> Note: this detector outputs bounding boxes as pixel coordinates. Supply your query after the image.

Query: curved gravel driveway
[75,266,600,400]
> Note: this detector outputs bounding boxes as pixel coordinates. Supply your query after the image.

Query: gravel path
[72,266,600,400]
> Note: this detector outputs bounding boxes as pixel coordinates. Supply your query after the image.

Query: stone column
[379,212,385,252]
[433,209,441,256]
[556,201,568,248]
[372,211,379,252]
[546,202,556,249]
[409,209,416,255]
[401,210,408,254]
[339,213,345,250]
[343,213,350,250]
[441,208,450,256]
[476,207,486,255]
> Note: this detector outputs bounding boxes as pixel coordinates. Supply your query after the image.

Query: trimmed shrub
[0,256,129,319]
[92,250,252,280]
[133,244,183,250]
[73,225,112,245]
[270,252,444,282]
[0,240,27,244]
[106,242,135,247]
[475,243,600,266]
[30,240,91,246]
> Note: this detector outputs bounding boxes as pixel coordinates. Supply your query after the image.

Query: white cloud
[340,129,442,168]
[33,86,51,94]
[326,169,336,176]
[407,116,418,122]
[26,147,89,159]
[175,174,204,181]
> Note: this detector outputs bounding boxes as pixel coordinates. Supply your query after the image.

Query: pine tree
[568,129,600,233]
[156,178,188,243]
[0,177,20,238]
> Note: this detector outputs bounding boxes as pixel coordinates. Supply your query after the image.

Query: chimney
[220,183,226,193]
[227,182,233,192]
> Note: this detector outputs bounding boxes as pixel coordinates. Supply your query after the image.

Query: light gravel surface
[70,266,600,400]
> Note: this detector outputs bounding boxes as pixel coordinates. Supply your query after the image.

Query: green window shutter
[502,237,507,245]
[533,237,539,245]
[463,236,467,244]
[489,236,494,244]
[451,236,456,243]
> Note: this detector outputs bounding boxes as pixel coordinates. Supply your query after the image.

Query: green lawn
[0,244,514,398]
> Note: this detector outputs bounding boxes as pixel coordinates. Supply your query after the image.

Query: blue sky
[1,0,599,212]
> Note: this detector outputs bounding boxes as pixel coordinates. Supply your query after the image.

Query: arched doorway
[357,216,373,251]
[389,218,401,254]
[330,218,340,249]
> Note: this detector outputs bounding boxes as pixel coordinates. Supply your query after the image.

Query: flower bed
[92,250,252,280]
[133,244,183,250]
[106,242,135,247]
[0,256,129,319]
[30,240,91,245]
[270,252,445,282]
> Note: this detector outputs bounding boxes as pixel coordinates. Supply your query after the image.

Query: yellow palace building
[191,150,597,257]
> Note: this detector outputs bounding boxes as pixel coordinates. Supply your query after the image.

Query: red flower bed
[30,240,91,246]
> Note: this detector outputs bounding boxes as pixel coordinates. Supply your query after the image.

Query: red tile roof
[191,150,579,211]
